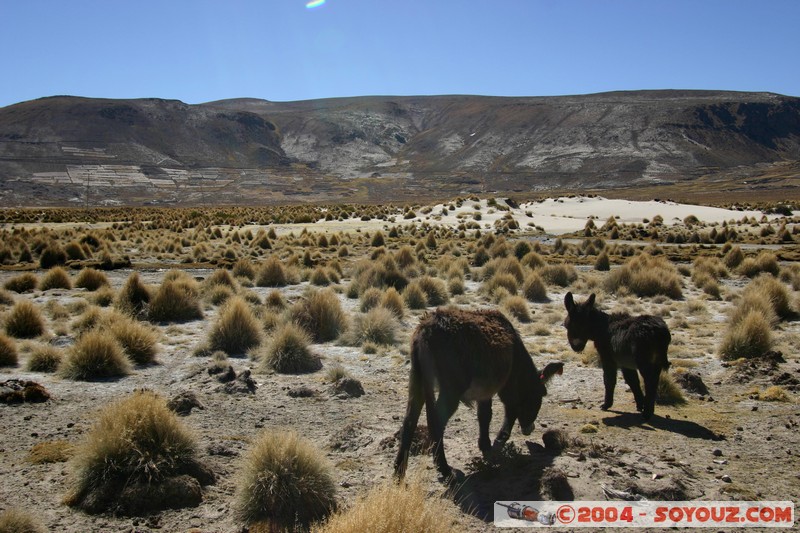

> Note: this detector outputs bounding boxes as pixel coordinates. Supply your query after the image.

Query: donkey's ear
[587,293,596,307]
[564,292,575,311]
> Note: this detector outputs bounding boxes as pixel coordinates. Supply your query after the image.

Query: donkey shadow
[447,443,571,522]
[601,411,725,441]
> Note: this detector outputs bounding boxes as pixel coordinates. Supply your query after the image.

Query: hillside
[1,91,799,206]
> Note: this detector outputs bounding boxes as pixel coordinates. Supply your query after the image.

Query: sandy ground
[1,197,799,532]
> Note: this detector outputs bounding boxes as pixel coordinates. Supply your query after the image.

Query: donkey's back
[608,313,671,370]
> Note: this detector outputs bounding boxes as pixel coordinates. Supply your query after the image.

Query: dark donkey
[563,292,670,420]
[394,307,563,479]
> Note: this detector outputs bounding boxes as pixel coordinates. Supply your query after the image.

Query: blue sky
[1,0,798,108]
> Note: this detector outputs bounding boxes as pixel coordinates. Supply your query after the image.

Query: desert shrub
[39,266,72,291]
[206,285,234,306]
[74,268,109,291]
[256,256,287,287]
[605,254,682,299]
[394,246,416,269]
[502,295,532,322]
[325,363,349,383]
[738,251,779,278]
[291,289,347,343]
[481,256,525,283]
[448,277,465,296]
[4,273,38,293]
[0,508,47,533]
[109,316,160,365]
[26,344,63,372]
[59,330,132,380]
[114,272,151,317]
[403,281,428,309]
[380,287,405,319]
[312,481,455,533]
[521,250,545,269]
[759,385,790,402]
[359,287,383,312]
[521,272,548,302]
[349,307,399,346]
[148,278,203,323]
[4,300,45,338]
[656,372,687,405]
[0,333,18,367]
[208,297,262,355]
[65,391,202,513]
[260,322,320,374]
[742,274,795,320]
[235,430,336,530]
[541,264,578,287]
[39,243,67,268]
[71,306,104,336]
[718,311,772,360]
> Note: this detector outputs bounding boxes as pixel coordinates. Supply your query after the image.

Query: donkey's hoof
[601,402,613,411]
[641,410,654,421]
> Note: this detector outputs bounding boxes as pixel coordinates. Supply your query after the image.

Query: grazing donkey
[563,292,671,420]
[394,307,563,479]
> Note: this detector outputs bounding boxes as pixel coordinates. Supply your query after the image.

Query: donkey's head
[517,362,564,434]
[564,292,596,352]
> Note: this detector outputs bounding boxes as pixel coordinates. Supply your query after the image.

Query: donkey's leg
[427,389,461,478]
[393,367,425,479]
[477,400,492,455]
[601,361,618,410]
[640,363,661,420]
[621,367,645,412]
[492,406,516,450]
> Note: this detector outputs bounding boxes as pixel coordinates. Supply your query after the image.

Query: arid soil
[1,200,798,533]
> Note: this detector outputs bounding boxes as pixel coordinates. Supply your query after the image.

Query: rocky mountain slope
[1,91,798,205]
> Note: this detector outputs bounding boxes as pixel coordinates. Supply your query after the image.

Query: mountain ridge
[1,90,798,206]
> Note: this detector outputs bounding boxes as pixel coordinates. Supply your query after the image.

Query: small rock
[216,365,236,383]
[330,377,364,399]
[721,475,732,483]
[167,391,204,416]
[712,448,723,457]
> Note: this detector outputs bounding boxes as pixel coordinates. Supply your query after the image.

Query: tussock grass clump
[325,363,349,383]
[0,508,47,533]
[502,295,533,323]
[92,286,115,307]
[522,272,548,302]
[114,272,151,317]
[758,385,791,402]
[256,256,288,287]
[605,254,682,299]
[312,480,455,533]
[729,291,779,328]
[28,439,74,464]
[417,276,450,306]
[65,391,204,514]
[148,277,203,323]
[233,258,257,280]
[403,281,428,310]
[656,372,687,405]
[39,266,72,291]
[291,289,347,343]
[718,311,773,361]
[4,300,45,338]
[260,322,321,374]
[109,316,160,365]
[59,330,132,380]
[204,268,237,290]
[26,344,63,372]
[208,297,262,355]
[349,307,399,346]
[264,290,286,310]
[0,333,18,367]
[74,268,109,291]
[723,245,745,269]
[5,273,38,293]
[380,287,405,319]
[206,284,234,306]
[235,430,336,530]
[541,264,578,287]
[483,272,519,297]
[742,274,795,320]
[738,251,780,278]
[359,287,383,312]
[39,243,67,268]
[0,289,13,306]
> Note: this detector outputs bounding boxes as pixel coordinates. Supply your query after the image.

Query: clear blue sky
[1,0,798,108]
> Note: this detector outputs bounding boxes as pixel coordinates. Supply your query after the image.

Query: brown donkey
[563,292,671,420]
[394,307,563,479]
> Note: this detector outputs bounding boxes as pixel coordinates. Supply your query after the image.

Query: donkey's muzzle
[568,338,588,352]
[520,422,534,436]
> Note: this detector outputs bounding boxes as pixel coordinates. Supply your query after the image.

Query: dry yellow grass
[312,480,457,533]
